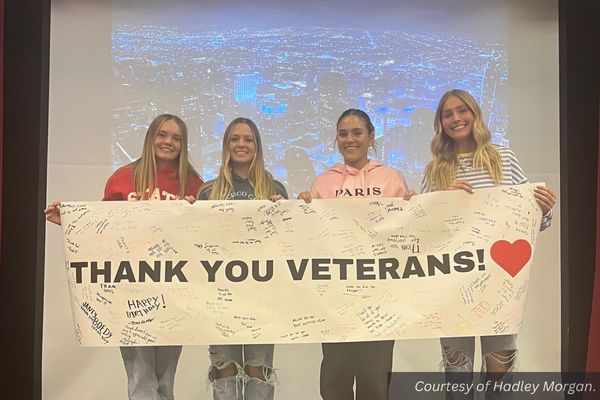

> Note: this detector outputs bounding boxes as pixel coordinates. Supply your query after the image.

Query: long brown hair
[424,89,502,190]
[119,114,200,199]
[200,118,277,200]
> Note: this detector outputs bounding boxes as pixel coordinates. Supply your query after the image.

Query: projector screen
[44,0,559,399]
[110,0,510,194]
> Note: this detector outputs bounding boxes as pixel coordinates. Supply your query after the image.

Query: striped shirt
[421,145,552,230]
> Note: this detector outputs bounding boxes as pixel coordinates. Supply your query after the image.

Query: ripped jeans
[441,335,518,400]
[120,346,182,400]
[208,344,276,400]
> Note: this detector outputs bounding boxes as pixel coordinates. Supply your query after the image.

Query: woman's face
[153,119,182,167]
[440,95,475,151]
[228,123,257,167]
[336,115,373,169]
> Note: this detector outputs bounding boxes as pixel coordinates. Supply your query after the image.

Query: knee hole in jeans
[209,349,241,379]
[244,363,278,387]
[442,347,472,371]
[245,365,267,381]
[483,350,517,382]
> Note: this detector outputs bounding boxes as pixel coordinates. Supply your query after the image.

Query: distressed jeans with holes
[208,344,276,400]
[120,345,182,400]
[441,335,517,400]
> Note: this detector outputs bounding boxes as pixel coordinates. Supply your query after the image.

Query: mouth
[159,147,174,152]
[451,124,467,131]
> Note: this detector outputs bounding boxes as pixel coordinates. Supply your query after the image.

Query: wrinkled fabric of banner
[59,183,542,346]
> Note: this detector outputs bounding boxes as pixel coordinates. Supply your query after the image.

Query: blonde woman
[188,117,286,400]
[422,89,556,400]
[45,114,203,400]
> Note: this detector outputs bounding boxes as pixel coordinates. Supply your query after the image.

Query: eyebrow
[443,107,464,114]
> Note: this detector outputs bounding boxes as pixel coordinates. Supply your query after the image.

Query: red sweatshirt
[102,163,203,201]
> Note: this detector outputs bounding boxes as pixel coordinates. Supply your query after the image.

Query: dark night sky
[112,0,508,37]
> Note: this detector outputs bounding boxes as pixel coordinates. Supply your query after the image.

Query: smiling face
[228,123,257,169]
[153,119,182,169]
[440,95,475,153]
[337,115,374,170]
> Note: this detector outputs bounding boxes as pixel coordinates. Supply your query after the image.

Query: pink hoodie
[310,160,408,199]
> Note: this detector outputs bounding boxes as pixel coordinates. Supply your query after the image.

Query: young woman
[422,89,556,400]
[189,117,287,400]
[45,114,203,400]
[298,109,415,400]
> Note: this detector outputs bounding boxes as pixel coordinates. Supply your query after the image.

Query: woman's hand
[269,195,284,202]
[448,180,474,194]
[403,189,417,201]
[184,195,196,204]
[534,186,557,216]
[298,191,312,203]
[44,201,62,225]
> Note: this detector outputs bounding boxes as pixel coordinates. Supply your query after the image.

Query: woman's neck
[454,139,476,154]
[156,159,176,170]
[344,158,369,170]
[232,164,250,179]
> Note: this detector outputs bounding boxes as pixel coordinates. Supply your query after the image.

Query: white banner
[60,183,542,346]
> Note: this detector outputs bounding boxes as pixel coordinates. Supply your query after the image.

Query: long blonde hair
[201,118,277,200]
[424,89,503,191]
[119,114,200,200]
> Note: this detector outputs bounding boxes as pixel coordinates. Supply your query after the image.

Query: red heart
[490,240,532,277]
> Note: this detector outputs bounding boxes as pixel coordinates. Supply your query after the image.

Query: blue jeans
[441,335,518,400]
[208,344,276,400]
[120,346,182,400]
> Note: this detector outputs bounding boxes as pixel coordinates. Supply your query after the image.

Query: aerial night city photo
[111,4,507,194]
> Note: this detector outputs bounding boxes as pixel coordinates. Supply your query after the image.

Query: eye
[338,131,347,138]
[157,132,166,137]
[173,136,182,142]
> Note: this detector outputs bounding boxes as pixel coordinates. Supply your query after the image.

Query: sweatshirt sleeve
[309,176,323,199]
[273,180,289,199]
[394,170,409,197]
[198,186,211,200]
[102,171,127,201]
[185,175,204,198]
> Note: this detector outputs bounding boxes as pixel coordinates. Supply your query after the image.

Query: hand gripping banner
[59,183,543,346]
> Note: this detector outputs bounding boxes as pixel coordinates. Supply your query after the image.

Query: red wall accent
[586,81,600,373]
